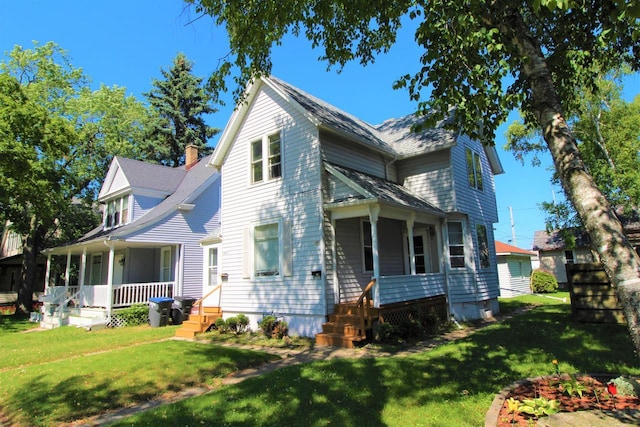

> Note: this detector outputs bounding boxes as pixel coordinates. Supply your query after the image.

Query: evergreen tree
[144,53,218,167]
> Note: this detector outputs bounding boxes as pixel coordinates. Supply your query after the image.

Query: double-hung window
[362,221,373,273]
[466,148,483,191]
[251,132,282,183]
[255,223,280,276]
[447,221,465,268]
[476,224,491,269]
[104,195,130,229]
[246,219,292,278]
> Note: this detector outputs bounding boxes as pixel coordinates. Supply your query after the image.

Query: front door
[113,253,124,285]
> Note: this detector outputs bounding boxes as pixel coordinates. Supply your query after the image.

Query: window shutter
[242,226,251,278]
[281,219,292,277]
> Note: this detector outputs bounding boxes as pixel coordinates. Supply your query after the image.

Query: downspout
[331,217,338,305]
[176,244,183,296]
[44,254,51,292]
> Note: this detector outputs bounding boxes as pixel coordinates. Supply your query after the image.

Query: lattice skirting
[379,296,448,328]
[108,310,149,328]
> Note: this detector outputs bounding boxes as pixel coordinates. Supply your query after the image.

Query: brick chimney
[185,144,198,171]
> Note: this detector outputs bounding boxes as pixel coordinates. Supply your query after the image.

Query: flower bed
[491,374,640,426]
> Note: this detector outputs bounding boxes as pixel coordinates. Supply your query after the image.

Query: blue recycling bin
[149,297,174,327]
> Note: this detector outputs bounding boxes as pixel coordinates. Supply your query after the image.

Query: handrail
[57,289,82,327]
[355,279,376,337]
[191,284,222,315]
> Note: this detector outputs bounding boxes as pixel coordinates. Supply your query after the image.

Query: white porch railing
[44,282,174,308]
[378,273,446,305]
[112,282,174,307]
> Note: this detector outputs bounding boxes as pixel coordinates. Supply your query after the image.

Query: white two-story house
[200,76,504,345]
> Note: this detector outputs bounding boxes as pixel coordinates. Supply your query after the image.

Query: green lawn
[2,295,638,427]
[115,295,640,427]
[0,321,278,426]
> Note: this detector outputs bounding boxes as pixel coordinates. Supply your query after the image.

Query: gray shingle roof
[532,229,591,251]
[327,163,445,216]
[75,155,217,244]
[115,156,186,194]
[269,76,458,158]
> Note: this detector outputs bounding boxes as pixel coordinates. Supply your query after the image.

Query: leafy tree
[186,0,640,355]
[144,53,218,167]
[0,42,150,314]
[508,75,640,234]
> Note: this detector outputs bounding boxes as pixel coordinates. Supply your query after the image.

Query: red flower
[607,382,618,395]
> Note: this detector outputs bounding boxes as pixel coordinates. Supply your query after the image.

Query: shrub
[377,322,400,343]
[258,315,277,337]
[258,314,288,338]
[214,317,228,333]
[235,314,250,332]
[117,304,148,326]
[530,270,559,293]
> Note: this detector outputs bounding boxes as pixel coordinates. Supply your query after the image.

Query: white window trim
[361,220,373,274]
[246,217,292,280]
[446,221,467,269]
[466,147,484,191]
[203,244,220,287]
[160,246,172,282]
[103,194,131,230]
[249,131,283,185]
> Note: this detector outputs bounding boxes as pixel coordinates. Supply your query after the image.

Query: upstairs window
[565,250,575,264]
[251,132,282,183]
[447,221,465,268]
[466,148,483,191]
[104,195,130,229]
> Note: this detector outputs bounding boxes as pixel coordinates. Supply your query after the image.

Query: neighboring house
[533,229,595,286]
[203,75,504,341]
[0,223,45,304]
[495,240,535,298]
[39,146,220,328]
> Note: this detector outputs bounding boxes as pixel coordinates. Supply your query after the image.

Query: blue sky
[2,0,638,250]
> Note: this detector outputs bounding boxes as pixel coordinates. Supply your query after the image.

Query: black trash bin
[171,296,197,325]
[149,297,173,327]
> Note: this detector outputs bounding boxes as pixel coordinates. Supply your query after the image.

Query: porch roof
[324,163,445,218]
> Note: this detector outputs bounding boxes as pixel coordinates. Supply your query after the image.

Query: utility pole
[509,206,517,246]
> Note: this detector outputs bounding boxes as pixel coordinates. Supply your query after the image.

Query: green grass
[115,298,640,427]
[2,297,639,426]
[0,324,278,426]
[0,313,40,334]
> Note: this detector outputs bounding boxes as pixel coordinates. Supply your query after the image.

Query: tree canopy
[144,53,218,167]
[186,0,640,355]
[0,42,150,313]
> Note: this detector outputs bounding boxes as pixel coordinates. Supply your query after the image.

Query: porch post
[407,213,416,275]
[44,254,51,292]
[175,244,182,297]
[368,205,380,308]
[106,244,115,319]
[64,250,71,292]
[78,247,87,307]
[331,218,339,305]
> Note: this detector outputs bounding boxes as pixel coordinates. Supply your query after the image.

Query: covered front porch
[42,238,184,323]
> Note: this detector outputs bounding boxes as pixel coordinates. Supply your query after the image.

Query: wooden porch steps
[174,306,222,339]
[315,302,379,349]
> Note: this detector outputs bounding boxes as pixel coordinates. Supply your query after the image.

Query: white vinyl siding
[320,132,393,180]
[216,83,326,335]
[397,149,455,212]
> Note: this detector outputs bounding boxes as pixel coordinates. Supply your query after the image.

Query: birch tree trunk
[499,6,640,356]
